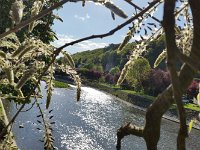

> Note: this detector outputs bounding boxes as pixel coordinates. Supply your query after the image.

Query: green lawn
[89,81,200,112]
[120,90,155,100]
[121,90,200,111]
[99,83,120,89]
[54,80,70,88]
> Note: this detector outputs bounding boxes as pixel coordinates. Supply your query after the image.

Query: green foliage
[72,43,131,72]
[54,80,69,88]
[93,65,104,73]
[72,37,166,76]
[0,32,56,105]
[126,58,151,90]
[145,36,166,69]
[0,0,61,43]
[0,0,14,34]
[109,66,120,75]
[184,103,200,112]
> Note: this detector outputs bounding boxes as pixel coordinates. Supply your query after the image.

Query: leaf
[28,0,44,32]
[4,68,14,85]
[147,26,153,31]
[46,66,54,109]
[188,120,194,133]
[49,116,54,119]
[117,27,134,52]
[82,0,86,7]
[144,28,148,35]
[111,11,115,20]
[16,67,36,89]
[62,51,75,68]
[37,120,42,124]
[0,40,19,50]
[52,14,63,22]
[73,75,81,101]
[197,93,200,106]
[117,60,132,85]
[140,35,145,41]
[154,50,167,68]
[0,51,7,59]
[46,87,52,109]
[49,109,53,113]
[10,0,24,25]
[50,122,55,125]
[104,1,128,19]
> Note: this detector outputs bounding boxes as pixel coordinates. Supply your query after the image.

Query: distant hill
[71,37,166,72]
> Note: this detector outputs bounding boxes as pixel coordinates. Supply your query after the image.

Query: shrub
[141,69,171,96]
[104,73,114,84]
[109,66,120,75]
[126,58,151,90]
[78,68,102,80]
[186,80,199,99]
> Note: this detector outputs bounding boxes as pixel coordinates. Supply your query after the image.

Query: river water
[4,82,200,150]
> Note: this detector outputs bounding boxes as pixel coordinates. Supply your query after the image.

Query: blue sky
[52,0,162,54]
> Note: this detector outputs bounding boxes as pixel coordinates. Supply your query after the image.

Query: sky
[52,0,163,54]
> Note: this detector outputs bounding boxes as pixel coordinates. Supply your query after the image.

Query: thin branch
[116,122,143,150]
[124,0,161,23]
[15,99,36,112]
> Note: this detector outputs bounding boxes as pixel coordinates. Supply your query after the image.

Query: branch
[124,0,161,23]
[163,0,187,149]
[116,122,143,150]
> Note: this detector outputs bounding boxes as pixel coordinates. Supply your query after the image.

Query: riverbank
[83,81,200,128]
[54,76,200,129]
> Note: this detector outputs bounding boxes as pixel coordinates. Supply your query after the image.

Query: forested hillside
[72,36,166,72]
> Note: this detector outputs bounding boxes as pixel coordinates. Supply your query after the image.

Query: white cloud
[74,13,90,21]
[52,34,108,54]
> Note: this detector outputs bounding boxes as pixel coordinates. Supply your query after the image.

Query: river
[4,82,200,150]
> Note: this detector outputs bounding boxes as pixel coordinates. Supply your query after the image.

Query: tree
[126,58,151,91]
[0,0,200,150]
[109,66,120,75]
[141,69,170,96]
[0,0,60,43]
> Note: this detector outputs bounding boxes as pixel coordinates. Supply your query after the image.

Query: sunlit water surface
[4,82,200,150]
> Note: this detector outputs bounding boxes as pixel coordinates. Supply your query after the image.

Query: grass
[42,77,70,88]
[87,80,200,112]
[120,90,155,100]
[53,80,70,88]
[99,83,120,89]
